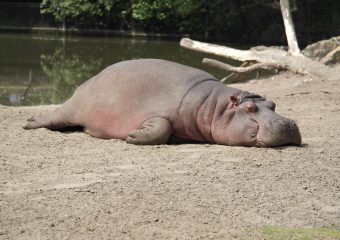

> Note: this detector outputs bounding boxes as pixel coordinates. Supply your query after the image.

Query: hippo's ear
[228,96,239,109]
[260,100,276,111]
[267,101,276,111]
[230,96,238,103]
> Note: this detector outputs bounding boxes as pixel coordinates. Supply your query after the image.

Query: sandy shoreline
[1,72,339,239]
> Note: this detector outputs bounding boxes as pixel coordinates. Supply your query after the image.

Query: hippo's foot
[126,117,172,145]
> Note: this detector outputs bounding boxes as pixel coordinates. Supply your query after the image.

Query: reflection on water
[41,48,103,103]
[0,33,238,106]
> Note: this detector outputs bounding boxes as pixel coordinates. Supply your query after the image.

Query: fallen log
[180,38,339,81]
[320,46,340,64]
[202,58,287,73]
[180,0,339,82]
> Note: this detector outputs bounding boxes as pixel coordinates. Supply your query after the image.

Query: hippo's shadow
[167,136,207,145]
[272,143,308,149]
[50,128,308,148]
[54,126,84,134]
[51,129,206,145]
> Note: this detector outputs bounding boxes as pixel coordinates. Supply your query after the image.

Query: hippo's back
[72,59,217,139]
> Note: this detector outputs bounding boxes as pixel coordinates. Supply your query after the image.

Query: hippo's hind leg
[23,106,75,130]
[126,117,172,145]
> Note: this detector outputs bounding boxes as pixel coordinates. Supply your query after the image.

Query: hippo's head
[223,92,301,147]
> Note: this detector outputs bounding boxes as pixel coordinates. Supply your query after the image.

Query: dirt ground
[1,72,339,239]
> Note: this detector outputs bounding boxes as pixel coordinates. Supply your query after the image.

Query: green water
[0,33,238,106]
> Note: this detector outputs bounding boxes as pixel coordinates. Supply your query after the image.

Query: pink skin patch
[84,108,140,140]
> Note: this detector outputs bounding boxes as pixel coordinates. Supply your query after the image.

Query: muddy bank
[0,72,339,239]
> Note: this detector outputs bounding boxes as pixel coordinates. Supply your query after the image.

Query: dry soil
[0,72,339,239]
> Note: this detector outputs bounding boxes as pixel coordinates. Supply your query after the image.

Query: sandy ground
[0,72,339,239]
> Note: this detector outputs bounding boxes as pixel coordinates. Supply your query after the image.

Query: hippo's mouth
[255,137,266,147]
[255,127,266,147]
[253,120,264,147]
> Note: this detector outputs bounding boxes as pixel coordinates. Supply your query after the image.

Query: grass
[257,226,340,240]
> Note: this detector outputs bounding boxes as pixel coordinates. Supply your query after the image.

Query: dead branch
[180,0,339,82]
[220,62,250,83]
[180,38,263,62]
[181,38,339,81]
[320,46,340,64]
[202,58,287,73]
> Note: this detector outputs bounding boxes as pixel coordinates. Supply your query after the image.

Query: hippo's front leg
[126,117,172,145]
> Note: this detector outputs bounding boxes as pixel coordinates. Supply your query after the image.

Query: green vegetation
[40,0,114,22]
[40,0,201,23]
[40,0,205,33]
[131,0,201,21]
[258,226,340,240]
[130,0,202,32]
[39,0,340,43]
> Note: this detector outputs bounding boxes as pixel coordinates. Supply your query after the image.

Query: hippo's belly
[76,93,176,139]
[67,59,217,139]
[80,110,130,139]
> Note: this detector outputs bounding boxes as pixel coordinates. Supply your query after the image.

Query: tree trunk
[280,0,300,56]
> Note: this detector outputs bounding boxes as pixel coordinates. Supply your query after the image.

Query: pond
[0,33,240,106]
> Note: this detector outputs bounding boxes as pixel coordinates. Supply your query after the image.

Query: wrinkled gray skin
[24,59,301,147]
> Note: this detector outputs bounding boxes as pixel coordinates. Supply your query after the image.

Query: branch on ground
[320,46,340,64]
[180,0,339,82]
[202,58,287,73]
[180,37,339,81]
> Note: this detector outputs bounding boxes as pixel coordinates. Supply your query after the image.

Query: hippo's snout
[257,118,301,147]
[269,119,301,146]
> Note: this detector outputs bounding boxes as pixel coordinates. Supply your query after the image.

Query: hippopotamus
[24,59,301,147]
